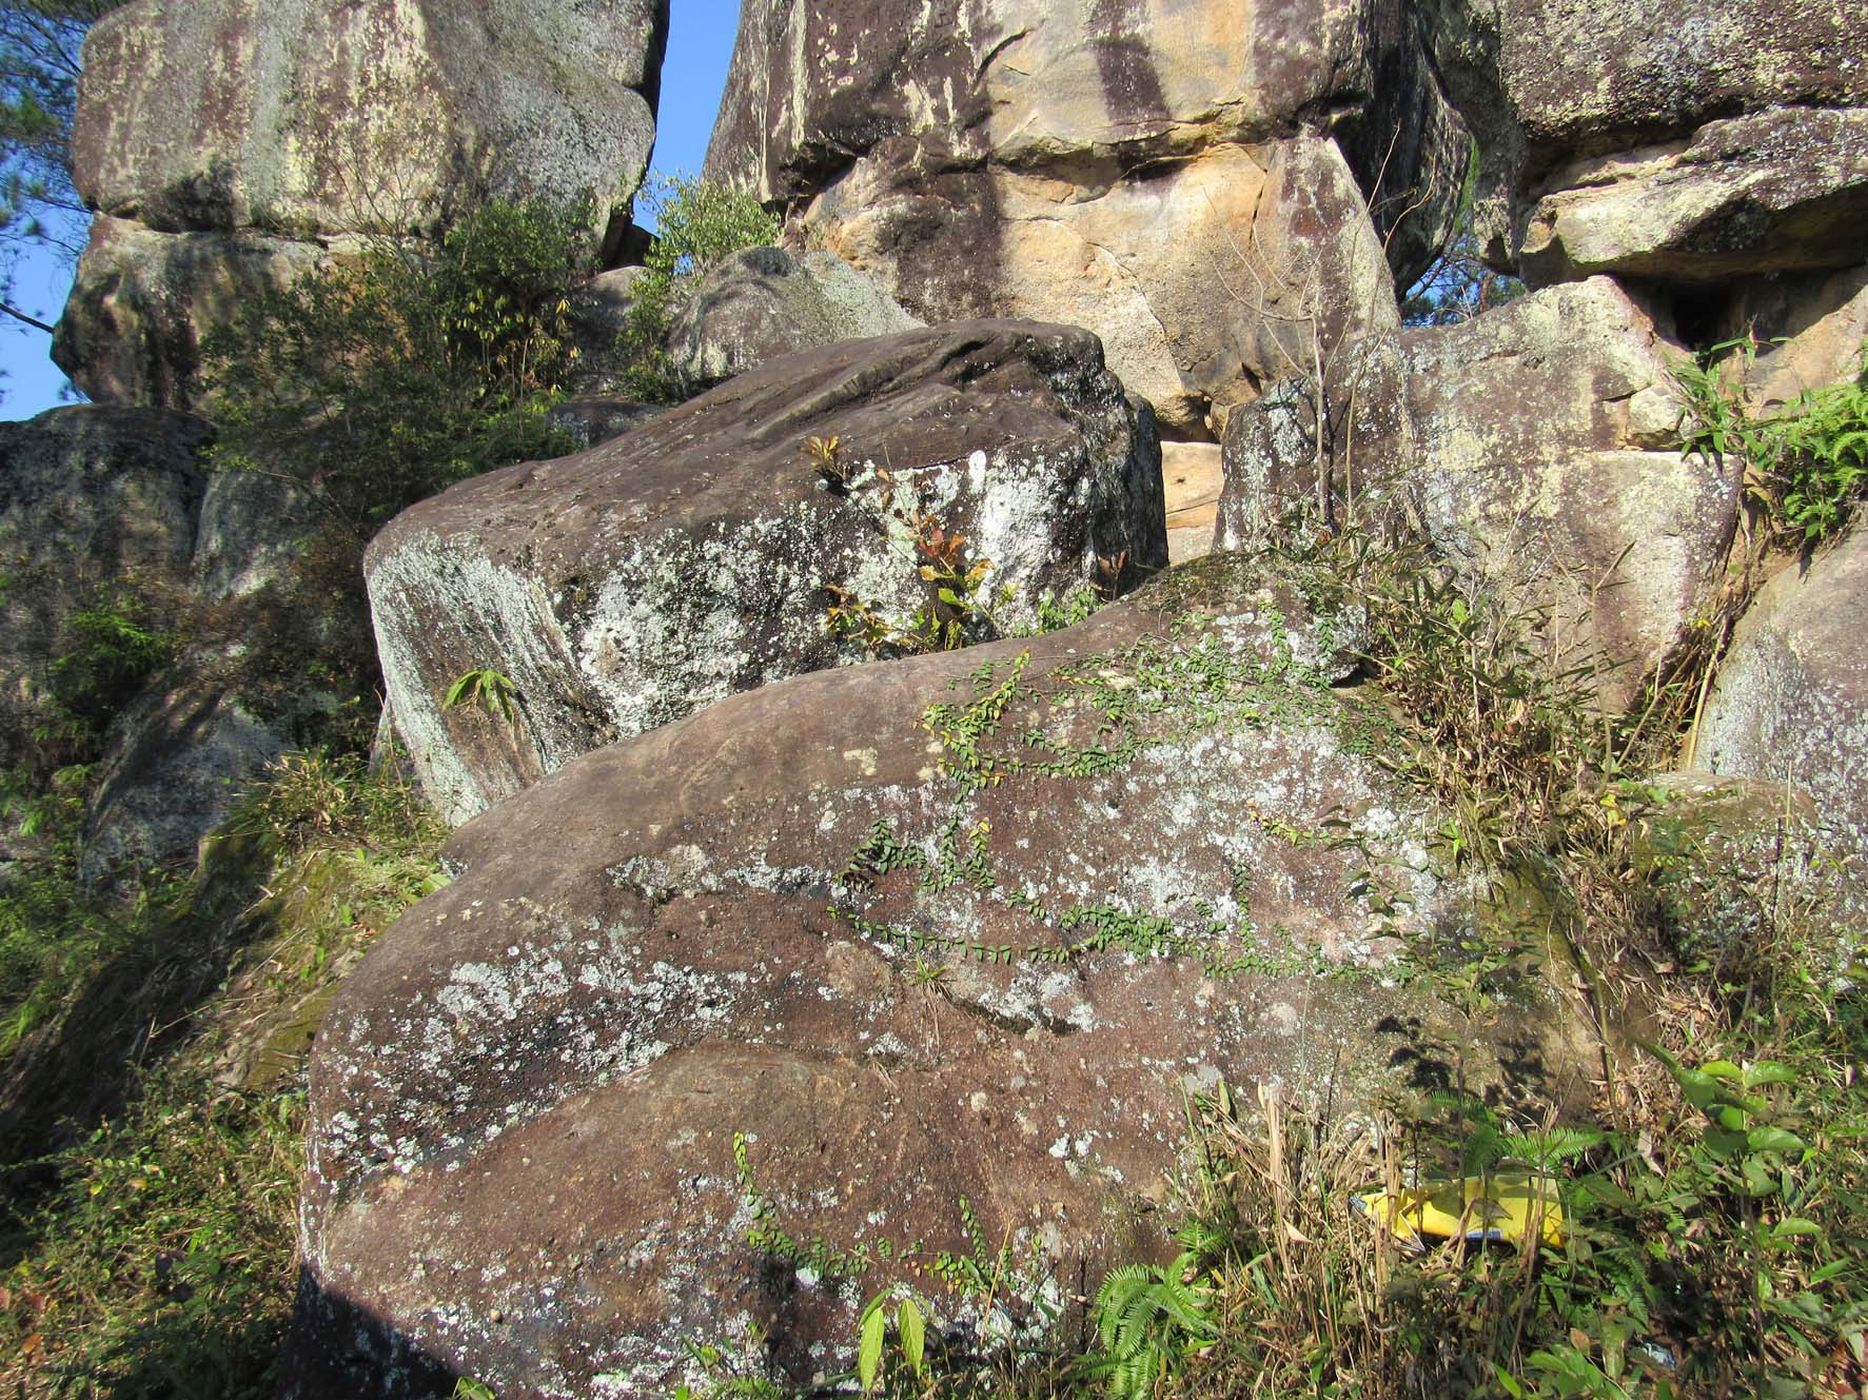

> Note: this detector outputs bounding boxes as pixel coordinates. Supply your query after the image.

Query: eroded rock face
[0,406,213,763]
[1439,0,1868,286]
[665,247,923,393]
[293,555,1590,1398]
[1401,277,1738,711]
[367,320,1166,826]
[1696,529,1868,911]
[705,0,1466,435]
[59,0,669,406]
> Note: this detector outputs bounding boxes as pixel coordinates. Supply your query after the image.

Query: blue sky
[0,0,744,420]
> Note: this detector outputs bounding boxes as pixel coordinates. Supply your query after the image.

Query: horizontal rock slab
[294,554,1593,1397]
[367,320,1166,825]
[1519,107,1868,284]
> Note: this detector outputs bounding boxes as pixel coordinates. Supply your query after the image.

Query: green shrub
[618,173,781,401]
[200,198,591,533]
[1677,345,1868,546]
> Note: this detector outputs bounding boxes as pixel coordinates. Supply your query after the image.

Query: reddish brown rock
[366,320,1165,825]
[293,554,1593,1397]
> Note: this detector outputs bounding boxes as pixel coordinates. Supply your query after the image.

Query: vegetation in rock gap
[199,198,591,535]
[1676,344,1868,547]
[617,173,782,401]
[0,752,444,1398]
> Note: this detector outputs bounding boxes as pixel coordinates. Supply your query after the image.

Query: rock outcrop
[55,0,670,406]
[1696,529,1868,911]
[664,246,923,393]
[292,554,1590,1398]
[704,0,1468,436]
[368,320,1166,825]
[1430,0,1868,292]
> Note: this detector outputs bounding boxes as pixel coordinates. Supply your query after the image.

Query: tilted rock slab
[1697,528,1868,916]
[704,0,1467,436]
[57,0,669,406]
[292,555,1592,1397]
[367,321,1166,826]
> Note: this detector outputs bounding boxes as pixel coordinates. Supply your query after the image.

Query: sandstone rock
[292,555,1591,1397]
[705,0,1465,435]
[1519,107,1868,285]
[542,397,664,452]
[1216,332,1417,550]
[60,0,668,405]
[73,0,666,239]
[1718,265,1868,411]
[368,320,1166,826]
[1401,278,1739,711]
[665,247,923,393]
[1696,529,1868,911]
[0,406,213,762]
[1162,442,1222,565]
[52,217,326,409]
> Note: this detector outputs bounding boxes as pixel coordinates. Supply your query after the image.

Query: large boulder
[53,217,328,410]
[664,246,923,393]
[1695,529,1868,912]
[1427,0,1868,286]
[367,320,1166,826]
[704,1,1467,436]
[58,0,670,406]
[1400,277,1739,712]
[291,555,1592,1398]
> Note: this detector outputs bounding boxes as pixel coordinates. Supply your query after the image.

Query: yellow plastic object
[1353,1170,1566,1249]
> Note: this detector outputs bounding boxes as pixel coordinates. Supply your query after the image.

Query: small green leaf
[858,1301,886,1392]
[897,1296,927,1375]
[1747,1125,1807,1157]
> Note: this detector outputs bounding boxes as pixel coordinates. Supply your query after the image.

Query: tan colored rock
[1163,442,1222,564]
[707,0,1464,436]
[1719,265,1868,411]
[1403,278,1739,712]
[1519,108,1868,285]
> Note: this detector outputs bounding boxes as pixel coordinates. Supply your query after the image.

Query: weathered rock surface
[0,406,213,762]
[1429,0,1868,286]
[0,406,330,882]
[665,247,922,393]
[1401,278,1738,711]
[293,555,1590,1398]
[52,217,328,408]
[59,0,669,406]
[1696,529,1868,910]
[705,0,1466,435]
[1718,265,1868,411]
[368,320,1166,826]
[1518,107,1868,286]
[1162,442,1222,565]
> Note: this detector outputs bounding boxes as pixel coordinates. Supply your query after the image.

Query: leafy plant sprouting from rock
[200,198,591,535]
[617,173,781,402]
[1676,342,1868,546]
